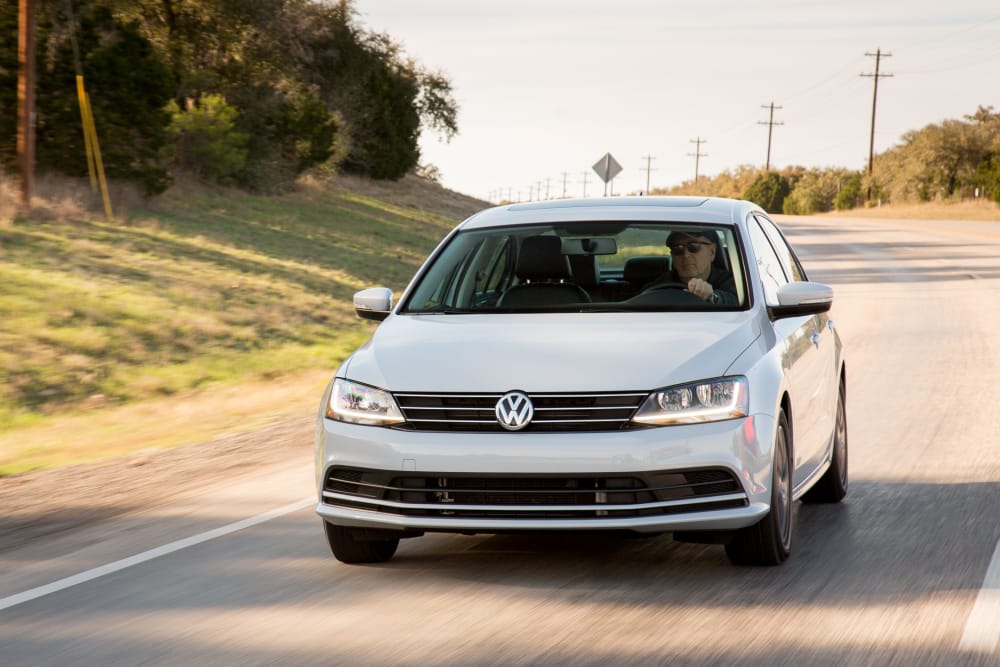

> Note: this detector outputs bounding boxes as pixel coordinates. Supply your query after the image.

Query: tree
[834,172,863,210]
[783,168,854,215]
[33,5,174,194]
[0,2,19,167]
[873,108,1000,204]
[978,151,1000,203]
[744,172,790,213]
[2,0,455,192]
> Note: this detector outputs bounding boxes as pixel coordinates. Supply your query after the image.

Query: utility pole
[581,171,590,198]
[862,48,893,202]
[688,138,707,182]
[560,172,569,198]
[758,102,783,171]
[17,0,36,209]
[640,155,656,194]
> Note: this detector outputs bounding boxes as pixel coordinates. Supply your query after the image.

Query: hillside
[2,175,996,477]
[0,173,487,475]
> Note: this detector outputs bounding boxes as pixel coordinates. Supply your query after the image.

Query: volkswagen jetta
[315,196,847,566]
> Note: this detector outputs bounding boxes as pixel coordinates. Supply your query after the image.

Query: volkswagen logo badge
[495,391,534,431]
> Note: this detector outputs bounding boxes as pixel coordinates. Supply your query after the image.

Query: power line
[758,102,784,171]
[861,48,893,202]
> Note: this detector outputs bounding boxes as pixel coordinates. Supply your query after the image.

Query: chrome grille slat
[393,391,647,432]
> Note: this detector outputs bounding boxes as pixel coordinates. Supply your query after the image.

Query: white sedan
[315,196,847,566]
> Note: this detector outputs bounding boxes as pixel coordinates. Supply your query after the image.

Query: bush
[223,82,342,193]
[834,173,863,210]
[976,151,1000,203]
[166,95,248,184]
[744,172,790,213]
[783,168,855,215]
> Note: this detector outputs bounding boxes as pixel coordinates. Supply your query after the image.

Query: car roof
[458,196,765,231]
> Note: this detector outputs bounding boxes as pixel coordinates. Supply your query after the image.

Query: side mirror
[353,287,393,322]
[768,281,833,320]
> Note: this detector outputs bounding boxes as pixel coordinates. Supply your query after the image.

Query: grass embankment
[0,175,485,475]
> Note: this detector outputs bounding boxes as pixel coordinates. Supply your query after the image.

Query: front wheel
[726,410,793,566]
[323,522,399,564]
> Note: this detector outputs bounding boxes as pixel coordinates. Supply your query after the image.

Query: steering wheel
[628,281,708,306]
[641,281,690,292]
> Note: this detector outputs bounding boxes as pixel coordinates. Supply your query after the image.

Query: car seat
[497,236,592,307]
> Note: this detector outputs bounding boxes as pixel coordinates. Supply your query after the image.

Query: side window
[475,238,512,294]
[747,217,787,304]
[755,214,807,282]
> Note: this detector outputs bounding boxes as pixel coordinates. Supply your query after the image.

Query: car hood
[342,312,761,393]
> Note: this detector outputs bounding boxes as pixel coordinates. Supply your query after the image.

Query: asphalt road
[2,214,1000,666]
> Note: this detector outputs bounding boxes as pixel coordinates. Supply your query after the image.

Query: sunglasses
[669,241,712,255]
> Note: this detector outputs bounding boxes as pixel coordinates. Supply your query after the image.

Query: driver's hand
[686,278,714,300]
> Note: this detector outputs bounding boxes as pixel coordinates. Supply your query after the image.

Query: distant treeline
[657,105,1000,212]
[0,0,457,194]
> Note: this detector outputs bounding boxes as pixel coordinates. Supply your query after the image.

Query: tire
[323,521,399,564]
[802,378,848,504]
[726,410,793,566]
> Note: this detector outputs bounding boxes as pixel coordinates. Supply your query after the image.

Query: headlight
[327,379,404,426]
[632,376,748,426]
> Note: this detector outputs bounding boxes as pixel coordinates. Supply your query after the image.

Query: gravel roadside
[0,415,315,553]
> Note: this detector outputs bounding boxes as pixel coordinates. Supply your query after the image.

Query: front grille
[322,467,747,520]
[393,391,647,432]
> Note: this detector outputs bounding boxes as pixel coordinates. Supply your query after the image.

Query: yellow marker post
[84,91,113,220]
[75,75,96,190]
[74,76,113,220]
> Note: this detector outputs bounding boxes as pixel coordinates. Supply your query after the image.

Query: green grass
[0,175,481,439]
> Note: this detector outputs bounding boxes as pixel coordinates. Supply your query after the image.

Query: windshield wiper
[406,306,478,315]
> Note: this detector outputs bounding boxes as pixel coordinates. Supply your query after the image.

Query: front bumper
[315,413,775,534]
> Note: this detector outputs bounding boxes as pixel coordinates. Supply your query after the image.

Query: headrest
[623,256,671,284]
[516,236,571,280]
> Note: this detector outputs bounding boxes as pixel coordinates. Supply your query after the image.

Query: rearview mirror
[561,237,618,255]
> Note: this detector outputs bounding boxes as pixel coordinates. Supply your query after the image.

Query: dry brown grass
[315,172,489,220]
[0,368,331,473]
[822,199,1000,222]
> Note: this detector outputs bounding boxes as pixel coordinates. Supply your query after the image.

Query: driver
[645,230,737,305]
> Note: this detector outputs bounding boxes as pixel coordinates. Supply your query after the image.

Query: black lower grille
[322,467,746,520]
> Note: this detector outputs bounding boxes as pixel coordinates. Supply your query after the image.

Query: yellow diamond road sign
[592,153,623,183]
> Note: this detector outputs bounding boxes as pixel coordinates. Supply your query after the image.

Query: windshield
[401,221,747,313]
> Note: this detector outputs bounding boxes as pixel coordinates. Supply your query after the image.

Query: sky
[352,0,1000,203]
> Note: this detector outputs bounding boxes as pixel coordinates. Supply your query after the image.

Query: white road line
[0,497,315,613]
[960,537,1000,653]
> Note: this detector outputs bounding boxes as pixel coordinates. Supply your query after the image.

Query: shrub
[744,172,790,213]
[166,95,248,184]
